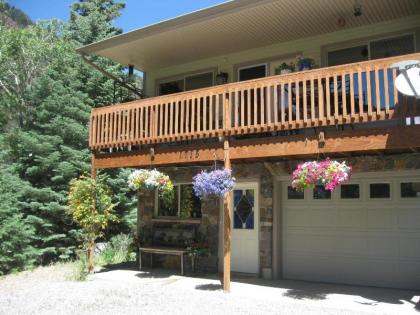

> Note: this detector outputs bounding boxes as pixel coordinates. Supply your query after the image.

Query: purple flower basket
[192,168,235,199]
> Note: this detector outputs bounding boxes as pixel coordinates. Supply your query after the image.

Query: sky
[8,0,228,32]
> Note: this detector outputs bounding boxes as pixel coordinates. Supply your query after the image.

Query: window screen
[159,80,184,96]
[327,45,369,66]
[185,72,213,91]
[239,65,266,81]
[370,34,415,60]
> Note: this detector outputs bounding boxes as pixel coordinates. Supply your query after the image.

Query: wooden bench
[139,246,188,275]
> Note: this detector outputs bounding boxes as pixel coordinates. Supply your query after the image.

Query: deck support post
[223,139,232,292]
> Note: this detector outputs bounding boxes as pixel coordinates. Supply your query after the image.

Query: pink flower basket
[292,159,351,191]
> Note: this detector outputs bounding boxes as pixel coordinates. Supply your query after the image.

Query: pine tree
[0,138,37,274]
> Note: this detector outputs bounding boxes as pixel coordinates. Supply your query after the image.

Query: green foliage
[0,1,32,28]
[96,233,135,266]
[68,175,117,239]
[0,152,37,275]
[0,0,138,274]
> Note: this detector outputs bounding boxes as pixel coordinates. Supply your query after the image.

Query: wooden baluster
[139,107,144,142]
[165,102,169,140]
[89,114,93,148]
[281,82,286,127]
[247,87,251,131]
[366,67,373,118]
[341,73,347,120]
[326,76,331,122]
[384,68,390,115]
[358,69,364,120]
[185,99,190,135]
[303,79,307,125]
[216,94,220,131]
[375,67,381,118]
[180,99,185,136]
[333,74,339,122]
[392,68,398,108]
[198,96,202,136]
[144,106,149,141]
[318,75,324,124]
[106,112,111,146]
[169,101,174,140]
[234,89,238,132]
[192,97,196,136]
[295,79,300,126]
[260,85,265,129]
[117,110,122,145]
[240,89,245,132]
[130,108,135,142]
[109,112,114,145]
[91,114,97,148]
[209,94,213,133]
[310,77,315,123]
[288,80,292,126]
[154,105,158,142]
[349,70,355,120]
[158,103,163,140]
[266,84,272,129]
[100,113,105,146]
[253,87,258,129]
[274,83,279,129]
[203,95,208,134]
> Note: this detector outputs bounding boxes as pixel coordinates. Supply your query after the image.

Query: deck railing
[89,53,420,150]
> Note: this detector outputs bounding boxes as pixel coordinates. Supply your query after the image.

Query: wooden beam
[92,126,420,169]
[223,140,231,292]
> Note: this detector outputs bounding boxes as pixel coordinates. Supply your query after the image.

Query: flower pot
[280,69,292,75]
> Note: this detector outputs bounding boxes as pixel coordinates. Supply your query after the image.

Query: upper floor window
[158,71,213,96]
[327,33,415,66]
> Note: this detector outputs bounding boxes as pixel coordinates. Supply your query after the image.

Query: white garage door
[282,172,420,289]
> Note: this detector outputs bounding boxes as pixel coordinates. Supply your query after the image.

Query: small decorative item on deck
[192,168,235,199]
[128,169,174,202]
[296,55,316,71]
[215,72,229,85]
[292,159,351,191]
[275,62,295,75]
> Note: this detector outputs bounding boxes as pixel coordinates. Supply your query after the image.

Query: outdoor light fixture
[353,0,362,17]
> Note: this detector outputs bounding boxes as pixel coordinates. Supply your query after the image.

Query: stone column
[137,190,155,266]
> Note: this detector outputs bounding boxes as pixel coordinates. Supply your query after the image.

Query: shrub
[96,233,135,266]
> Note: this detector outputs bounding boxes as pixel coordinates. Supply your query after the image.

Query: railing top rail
[91,52,420,114]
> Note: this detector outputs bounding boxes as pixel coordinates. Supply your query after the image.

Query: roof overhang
[77,0,420,71]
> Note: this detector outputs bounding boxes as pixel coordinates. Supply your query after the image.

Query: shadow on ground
[232,276,419,306]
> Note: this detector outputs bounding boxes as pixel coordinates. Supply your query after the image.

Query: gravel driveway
[0,264,418,315]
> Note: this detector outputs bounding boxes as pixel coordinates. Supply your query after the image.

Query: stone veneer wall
[137,153,420,277]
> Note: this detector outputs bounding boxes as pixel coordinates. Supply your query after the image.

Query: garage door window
[313,185,331,199]
[401,182,420,198]
[340,184,360,199]
[287,186,304,199]
[370,183,390,199]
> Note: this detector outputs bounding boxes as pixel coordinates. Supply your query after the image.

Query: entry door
[231,183,259,273]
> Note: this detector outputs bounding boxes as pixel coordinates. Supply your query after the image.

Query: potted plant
[275,62,295,75]
[296,55,316,71]
[292,159,351,191]
[186,240,209,272]
[128,169,174,203]
[192,168,235,199]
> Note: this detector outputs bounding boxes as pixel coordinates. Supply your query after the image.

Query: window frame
[156,69,215,96]
[323,32,416,67]
[237,63,268,82]
[154,182,201,218]
[369,182,392,200]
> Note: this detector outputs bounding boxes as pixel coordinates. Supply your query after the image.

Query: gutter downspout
[79,52,142,97]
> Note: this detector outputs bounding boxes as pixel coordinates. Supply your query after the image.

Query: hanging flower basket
[292,159,351,191]
[192,168,235,199]
[128,169,174,200]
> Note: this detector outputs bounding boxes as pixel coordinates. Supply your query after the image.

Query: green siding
[145,15,420,97]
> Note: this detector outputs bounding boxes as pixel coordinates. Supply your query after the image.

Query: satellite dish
[392,60,420,99]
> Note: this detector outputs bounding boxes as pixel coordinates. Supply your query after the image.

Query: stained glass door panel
[233,189,255,229]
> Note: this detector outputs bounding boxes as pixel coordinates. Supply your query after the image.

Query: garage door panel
[337,209,366,228]
[398,209,420,229]
[281,174,420,289]
[310,209,338,227]
[367,209,397,229]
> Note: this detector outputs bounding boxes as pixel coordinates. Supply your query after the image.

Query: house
[77,0,420,291]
